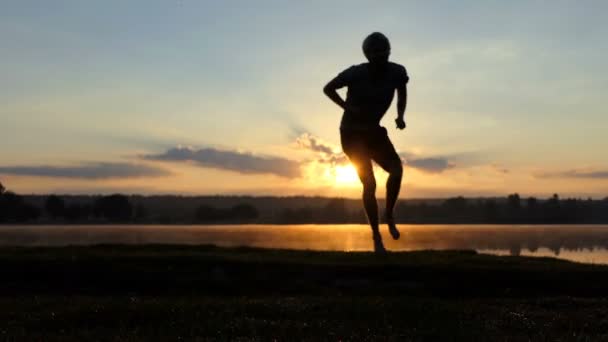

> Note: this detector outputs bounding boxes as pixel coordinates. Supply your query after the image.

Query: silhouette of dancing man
[323,32,408,253]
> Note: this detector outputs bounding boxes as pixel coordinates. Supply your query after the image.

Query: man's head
[362,32,390,65]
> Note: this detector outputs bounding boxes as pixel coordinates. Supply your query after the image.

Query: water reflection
[2,224,608,264]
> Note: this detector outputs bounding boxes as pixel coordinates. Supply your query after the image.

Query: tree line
[274,194,608,224]
[1,181,608,224]
[0,191,135,224]
[393,194,608,224]
[0,181,259,223]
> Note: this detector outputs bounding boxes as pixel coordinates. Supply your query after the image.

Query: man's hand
[395,117,406,130]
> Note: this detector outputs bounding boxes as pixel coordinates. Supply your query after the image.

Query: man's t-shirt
[333,62,409,130]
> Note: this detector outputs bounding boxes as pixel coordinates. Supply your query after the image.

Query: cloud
[491,164,510,174]
[293,133,349,165]
[406,157,454,173]
[295,133,336,155]
[294,132,456,173]
[536,169,608,179]
[139,133,459,181]
[0,162,170,179]
[142,146,302,178]
[398,153,454,173]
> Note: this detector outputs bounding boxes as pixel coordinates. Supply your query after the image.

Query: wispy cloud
[397,151,455,173]
[405,157,454,173]
[295,133,336,155]
[536,169,608,179]
[294,132,456,173]
[142,146,302,178]
[0,162,170,179]
[293,133,348,165]
[137,133,461,181]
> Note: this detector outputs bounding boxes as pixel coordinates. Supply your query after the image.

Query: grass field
[2,244,608,340]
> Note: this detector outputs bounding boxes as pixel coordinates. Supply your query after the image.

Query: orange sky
[1,2,607,198]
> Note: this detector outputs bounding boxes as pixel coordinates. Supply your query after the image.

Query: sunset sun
[333,164,360,185]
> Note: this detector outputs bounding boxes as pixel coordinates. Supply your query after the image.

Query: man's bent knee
[389,161,403,176]
[361,177,376,193]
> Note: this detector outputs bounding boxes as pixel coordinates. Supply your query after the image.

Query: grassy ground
[2,244,608,341]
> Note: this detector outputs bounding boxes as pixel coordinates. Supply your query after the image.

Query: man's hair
[362,32,391,54]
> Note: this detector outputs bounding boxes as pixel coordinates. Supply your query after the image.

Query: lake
[2,224,608,264]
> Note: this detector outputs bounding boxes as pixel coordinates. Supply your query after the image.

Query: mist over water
[2,224,608,264]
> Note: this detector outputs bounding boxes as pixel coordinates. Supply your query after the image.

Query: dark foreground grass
[4,295,608,341]
[2,244,608,341]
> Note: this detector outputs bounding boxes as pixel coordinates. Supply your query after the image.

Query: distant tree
[483,199,499,222]
[94,194,132,221]
[0,192,23,222]
[526,197,539,223]
[0,192,40,222]
[230,203,259,221]
[442,197,468,222]
[134,203,148,221]
[195,205,223,222]
[193,203,259,223]
[506,193,521,222]
[23,203,41,221]
[561,198,582,223]
[0,181,5,195]
[278,206,315,224]
[509,244,521,256]
[45,195,65,219]
[278,208,295,223]
[64,203,90,221]
[527,237,540,253]
[92,197,103,218]
[417,203,431,222]
[445,196,466,207]
[322,198,347,223]
[507,193,521,210]
[544,193,561,223]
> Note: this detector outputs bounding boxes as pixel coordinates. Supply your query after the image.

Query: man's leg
[384,160,403,240]
[353,158,386,253]
[372,128,403,240]
[340,129,385,253]
[360,164,379,232]
[385,160,403,220]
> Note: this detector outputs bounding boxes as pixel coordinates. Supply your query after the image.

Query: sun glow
[333,164,360,185]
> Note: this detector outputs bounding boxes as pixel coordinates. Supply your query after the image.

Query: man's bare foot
[384,213,400,240]
[372,230,387,254]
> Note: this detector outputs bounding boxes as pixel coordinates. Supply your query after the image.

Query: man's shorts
[340,126,402,173]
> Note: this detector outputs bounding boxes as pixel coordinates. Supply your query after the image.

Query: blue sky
[1,1,607,197]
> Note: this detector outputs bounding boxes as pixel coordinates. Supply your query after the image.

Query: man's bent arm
[396,83,407,120]
[323,79,347,110]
